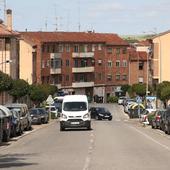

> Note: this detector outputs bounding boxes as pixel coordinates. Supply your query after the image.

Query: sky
[1,0,170,35]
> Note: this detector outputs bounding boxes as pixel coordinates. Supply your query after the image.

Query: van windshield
[63,102,87,111]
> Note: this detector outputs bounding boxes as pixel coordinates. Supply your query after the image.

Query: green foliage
[0,71,12,92]
[132,83,146,96]
[156,81,170,100]
[121,84,131,94]
[107,96,118,103]
[160,86,170,103]
[9,79,29,102]
[29,84,58,105]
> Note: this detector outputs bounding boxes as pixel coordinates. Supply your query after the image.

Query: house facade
[152,31,170,85]
[20,31,129,101]
[0,9,19,104]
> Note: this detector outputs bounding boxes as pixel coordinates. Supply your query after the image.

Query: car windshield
[96,107,107,112]
[63,102,87,111]
[38,109,46,114]
[30,109,39,115]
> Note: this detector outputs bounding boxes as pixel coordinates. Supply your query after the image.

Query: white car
[45,106,58,118]
[118,96,126,105]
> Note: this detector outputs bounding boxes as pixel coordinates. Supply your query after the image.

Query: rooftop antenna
[45,17,48,31]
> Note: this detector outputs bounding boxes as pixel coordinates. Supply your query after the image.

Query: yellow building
[152,31,170,84]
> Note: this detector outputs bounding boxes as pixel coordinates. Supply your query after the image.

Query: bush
[107,96,118,103]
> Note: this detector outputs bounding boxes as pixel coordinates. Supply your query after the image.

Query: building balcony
[50,68,61,74]
[72,66,94,73]
[72,81,94,88]
[72,52,94,58]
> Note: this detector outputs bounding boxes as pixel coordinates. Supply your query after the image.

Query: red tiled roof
[129,49,147,61]
[20,31,129,46]
[0,23,19,37]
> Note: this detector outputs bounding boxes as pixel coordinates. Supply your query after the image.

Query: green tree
[132,83,146,97]
[29,84,57,105]
[0,71,12,92]
[156,81,170,108]
[9,79,30,102]
[121,84,131,95]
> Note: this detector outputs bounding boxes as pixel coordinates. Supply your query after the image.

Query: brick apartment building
[128,40,152,86]
[20,31,129,101]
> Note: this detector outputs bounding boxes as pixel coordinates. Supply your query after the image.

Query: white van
[60,95,91,131]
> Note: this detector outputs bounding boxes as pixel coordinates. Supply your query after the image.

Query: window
[74,59,79,67]
[139,61,144,70]
[116,60,120,67]
[107,47,113,53]
[98,44,102,50]
[92,44,95,52]
[42,60,45,68]
[107,74,112,81]
[122,60,127,67]
[138,77,143,83]
[51,58,61,68]
[59,45,63,52]
[108,60,112,67]
[46,60,50,67]
[66,45,70,52]
[116,48,120,55]
[122,48,127,54]
[116,74,120,80]
[66,60,70,66]
[122,75,127,80]
[74,45,79,52]
[81,59,87,67]
[80,45,85,52]
[98,60,102,65]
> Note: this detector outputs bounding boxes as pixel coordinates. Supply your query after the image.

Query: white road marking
[129,125,170,151]
[83,131,95,170]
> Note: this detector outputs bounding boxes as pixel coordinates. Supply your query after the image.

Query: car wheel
[167,126,170,135]
[87,123,91,130]
[3,130,10,142]
[108,117,112,121]
[95,115,99,120]
[60,124,65,131]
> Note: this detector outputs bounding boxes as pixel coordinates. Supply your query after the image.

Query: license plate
[71,122,80,125]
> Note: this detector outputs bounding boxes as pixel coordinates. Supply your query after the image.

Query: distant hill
[120,34,155,43]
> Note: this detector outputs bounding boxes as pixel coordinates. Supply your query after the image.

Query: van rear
[60,95,91,131]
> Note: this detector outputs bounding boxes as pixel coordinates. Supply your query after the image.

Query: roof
[0,23,19,37]
[129,49,147,61]
[20,31,129,46]
[63,95,88,102]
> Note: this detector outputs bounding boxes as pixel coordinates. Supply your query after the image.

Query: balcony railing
[72,52,94,58]
[50,68,61,74]
[72,81,94,88]
[72,66,94,73]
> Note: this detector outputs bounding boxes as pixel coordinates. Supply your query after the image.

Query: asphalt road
[0,103,170,170]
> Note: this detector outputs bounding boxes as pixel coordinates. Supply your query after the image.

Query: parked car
[124,100,136,114]
[45,105,58,119]
[0,105,12,142]
[10,110,23,137]
[164,107,170,134]
[118,96,127,105]
[5,103,32,131]
[37,108,49,124]
[90,107,112,121]
[30,108,43,124]
[151,109,166,129]
[159,110,166,131]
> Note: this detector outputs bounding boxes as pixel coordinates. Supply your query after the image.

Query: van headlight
[61,114,67,119]
[83,113,90,118]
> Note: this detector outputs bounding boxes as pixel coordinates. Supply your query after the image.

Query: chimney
[6,9,12,31]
